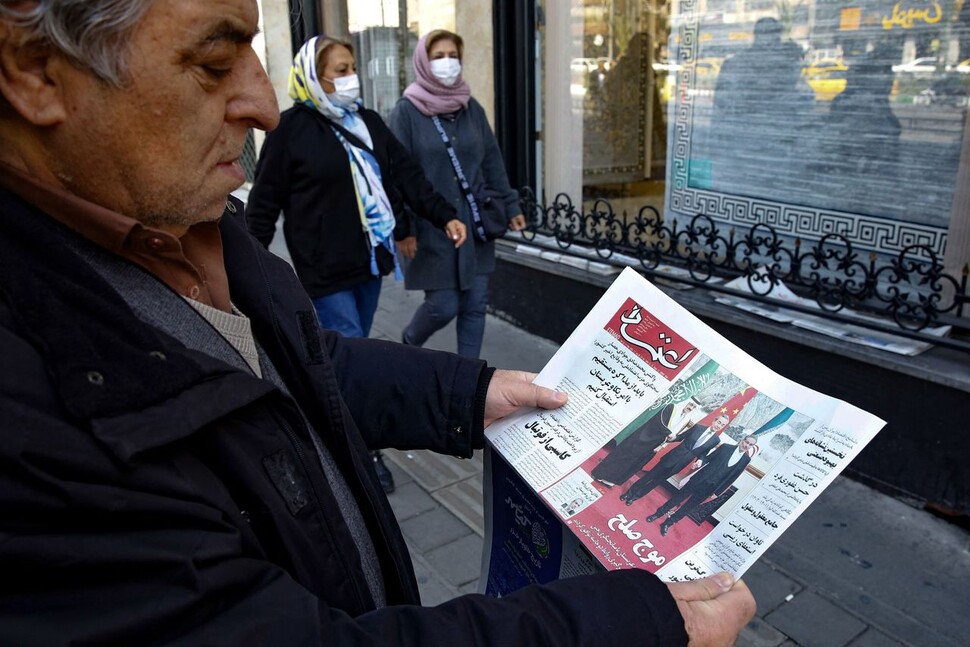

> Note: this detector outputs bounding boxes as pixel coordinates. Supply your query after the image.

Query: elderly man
[0,1,753,645]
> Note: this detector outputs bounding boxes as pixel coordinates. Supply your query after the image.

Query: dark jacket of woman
[0,187,688,645]
[389,97,519,291]
[246,104,456,298]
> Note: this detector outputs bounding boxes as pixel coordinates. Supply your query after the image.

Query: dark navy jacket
[0,189,687,646]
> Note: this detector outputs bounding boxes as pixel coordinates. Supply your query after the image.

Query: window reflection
[660,0,968,256]
[567,0,671,216]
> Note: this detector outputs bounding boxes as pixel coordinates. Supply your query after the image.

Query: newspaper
[480,268,885,593]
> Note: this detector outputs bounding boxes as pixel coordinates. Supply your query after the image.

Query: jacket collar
[0,189,277,456]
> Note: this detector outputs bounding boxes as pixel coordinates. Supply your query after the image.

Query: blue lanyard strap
[432,115,487,241]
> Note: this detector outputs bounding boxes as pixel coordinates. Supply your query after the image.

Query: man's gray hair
[0,0,153,86]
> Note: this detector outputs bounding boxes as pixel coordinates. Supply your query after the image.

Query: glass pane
[345,2,415,121]
[575,1,672,211]
[665,0,968,258]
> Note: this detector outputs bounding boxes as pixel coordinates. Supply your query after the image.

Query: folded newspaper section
[481,268,885,591]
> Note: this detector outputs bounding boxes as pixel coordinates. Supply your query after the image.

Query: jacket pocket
[89,372,277,463]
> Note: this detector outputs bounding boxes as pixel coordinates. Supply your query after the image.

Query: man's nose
[230,48,281,131]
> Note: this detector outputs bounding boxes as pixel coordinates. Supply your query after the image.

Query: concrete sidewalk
[371,275,970,647]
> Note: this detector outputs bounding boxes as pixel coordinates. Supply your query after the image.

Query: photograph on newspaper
[483,268,885,585]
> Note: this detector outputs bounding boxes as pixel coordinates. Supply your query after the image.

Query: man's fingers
[483,370,566,428]
[667,572,735,602]
[501,369,538,385]
[501,371,565,409]
[533,384,568,409]
[671,576,756,647]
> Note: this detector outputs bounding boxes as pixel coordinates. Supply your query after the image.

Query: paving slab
[408,549,462,607]
[386,448,482,492]
[380,455,413,488]
[763,477,970,647]
[385,481,438,523]
[424,533,485,588]
[737,617,788,647]
[765,591,867,647]
[744,561,805,617]
[432,473,485,537]
[400,506,474,554]
[847,628,905,647]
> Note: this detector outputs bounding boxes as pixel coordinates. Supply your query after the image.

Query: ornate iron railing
[515,188,970,354]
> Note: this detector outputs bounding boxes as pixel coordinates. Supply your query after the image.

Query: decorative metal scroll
[515,188,970,354]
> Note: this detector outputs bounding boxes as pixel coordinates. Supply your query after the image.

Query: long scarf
[288,36,373,149]
[402,32,471,116]
[331,129,402,279]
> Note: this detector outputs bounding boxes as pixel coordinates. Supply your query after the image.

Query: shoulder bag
[431,115,508,241]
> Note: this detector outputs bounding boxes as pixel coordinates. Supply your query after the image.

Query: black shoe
[371,451,395,494]
[660,519,673,536]
[646,512,662,523]
[401,329,412,345]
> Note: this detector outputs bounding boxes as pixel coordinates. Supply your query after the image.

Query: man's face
[739,436,757,453]
[710,415,729,433]
[682,401,696,415]
[46,0,279,231]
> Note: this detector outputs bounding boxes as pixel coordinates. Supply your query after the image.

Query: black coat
[0,188,688,646]
[592,403,675,485]
[245,105,456,298]
[683,443,752,499]
[649,422,722,482]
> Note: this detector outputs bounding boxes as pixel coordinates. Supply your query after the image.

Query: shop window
[542,0,969,266]
[664,0,969,261]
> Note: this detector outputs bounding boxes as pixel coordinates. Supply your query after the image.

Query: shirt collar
[0,161,231,312]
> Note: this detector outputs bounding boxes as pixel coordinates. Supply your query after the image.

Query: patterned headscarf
[288,36,373,149]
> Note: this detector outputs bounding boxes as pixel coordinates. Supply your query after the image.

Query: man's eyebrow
[195,20,260,48]
[177,21,259,63]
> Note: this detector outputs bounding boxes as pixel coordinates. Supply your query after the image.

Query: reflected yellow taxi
[804,59,848,101]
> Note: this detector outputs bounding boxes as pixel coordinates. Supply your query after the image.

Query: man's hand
[668,573,756,647]
[399,236,417,259]
[484,370,567,428]
[444,219,467,247]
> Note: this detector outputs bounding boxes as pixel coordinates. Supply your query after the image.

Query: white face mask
[430,58,462,86]
[325,73,360,107]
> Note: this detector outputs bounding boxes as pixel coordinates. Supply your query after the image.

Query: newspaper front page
[481,268,885,594]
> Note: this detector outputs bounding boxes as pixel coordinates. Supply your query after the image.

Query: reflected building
[352,25,418,121]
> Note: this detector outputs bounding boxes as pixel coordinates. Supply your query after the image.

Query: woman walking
[247,36,466,493]
[246,36,465,339]
[390,30,525,358]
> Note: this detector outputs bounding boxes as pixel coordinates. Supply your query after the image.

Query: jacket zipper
[276,408,373,611]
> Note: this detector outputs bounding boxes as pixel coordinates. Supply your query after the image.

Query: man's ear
[0,24,69,126]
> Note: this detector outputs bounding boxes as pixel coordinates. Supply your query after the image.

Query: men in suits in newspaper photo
[591,397,703,488]
[647,435,758,536]
[619,413,730,505]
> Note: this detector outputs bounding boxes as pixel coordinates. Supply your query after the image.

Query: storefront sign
[881,1,943,29]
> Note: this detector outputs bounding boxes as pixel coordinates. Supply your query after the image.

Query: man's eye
[202,65,232,79]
